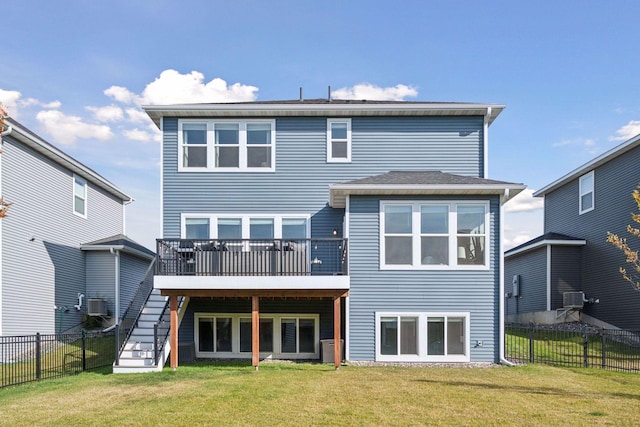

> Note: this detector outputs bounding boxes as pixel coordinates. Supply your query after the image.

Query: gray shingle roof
[81,234,155,258]
[505,232,586,257]
[337,171,520,187]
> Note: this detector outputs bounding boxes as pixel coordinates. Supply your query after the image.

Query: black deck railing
[505,323,640,372]
[0,331,115,388]
[156,238,348,277]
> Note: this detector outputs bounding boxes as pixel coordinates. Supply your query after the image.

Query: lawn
[1,362,639,426]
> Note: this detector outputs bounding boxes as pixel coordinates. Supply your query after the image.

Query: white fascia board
[504,239,586,258]
[7,121,133,202]
[534,133,640,197]
[143,103,505,128]
[80,244,155,261]
[154,275,350,291]
[329,184,526,208]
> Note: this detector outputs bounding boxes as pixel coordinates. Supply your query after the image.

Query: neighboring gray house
[505,132,640,331]
[115,99,524,372]
[0,119,153,336]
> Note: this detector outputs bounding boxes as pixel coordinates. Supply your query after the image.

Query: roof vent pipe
[299,87,303,102]
[328,85,331,101]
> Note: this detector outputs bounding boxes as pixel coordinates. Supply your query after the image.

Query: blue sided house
[114,99,524,373]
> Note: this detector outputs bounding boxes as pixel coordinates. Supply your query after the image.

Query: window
[182,123,208,168]
[327,119,351,162]
[185,218,210,239]
[181,214,309,241]
[195,313,319,358]
[579,171,594,214]
[376,312,469,362]
[73,175,87,218]
[179,119,275,172]
[381,201,489,269]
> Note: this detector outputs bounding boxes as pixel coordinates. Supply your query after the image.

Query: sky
[2,0,640,251]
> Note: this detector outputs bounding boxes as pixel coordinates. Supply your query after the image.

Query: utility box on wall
[512,275,520,297]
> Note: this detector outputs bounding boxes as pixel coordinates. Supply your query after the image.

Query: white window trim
[327,118,352,163]
[178,119,276,172]
[380,201,490,270]
[579,171,594,215]
[181,213,310,239]
[375,312,470,362]
[73,174,87,218]
[194,313,320,359]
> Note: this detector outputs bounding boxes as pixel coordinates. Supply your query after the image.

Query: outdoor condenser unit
[87,298,108,316]
[563,291,585,309]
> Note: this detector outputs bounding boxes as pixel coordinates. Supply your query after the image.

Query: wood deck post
[333,296,341,370]
[170,295,178,370]
[252,295,260,370]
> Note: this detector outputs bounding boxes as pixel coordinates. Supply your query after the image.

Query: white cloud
[104,85,140,105]
[504,189,544,213]
[86,105,124,122]
[105,69,258,106]
[42,100,62,109]
[504,233,535,250]
[36,110,113,145]
[123,127,158,143]
[610,120,640,142]
[125,108,149,123]
[552,137,598,155]
[332,83,418,101]
[0,89,23,117]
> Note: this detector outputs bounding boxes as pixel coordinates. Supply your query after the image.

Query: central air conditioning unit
[563,291,585,309]
[87,298,108,316]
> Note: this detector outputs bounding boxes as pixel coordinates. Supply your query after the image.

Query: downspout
[499,188,515,366]
[110,247,121,326]
[483,108,491,179]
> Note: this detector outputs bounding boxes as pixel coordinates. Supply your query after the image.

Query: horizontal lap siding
[162,116,484,239]
[550,246,582,309]
[85,252,115,316]
[119,254,152,318]
[504,247,547,315]
[348,195,500,362]
[1,137,124,335]
[544,145,640,330]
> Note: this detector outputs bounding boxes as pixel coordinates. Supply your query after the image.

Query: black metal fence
[505,323,640,372]
[0,330,114,388]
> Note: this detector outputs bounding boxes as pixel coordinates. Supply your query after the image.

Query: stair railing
[116,258,156,363]
[154,296,183,366]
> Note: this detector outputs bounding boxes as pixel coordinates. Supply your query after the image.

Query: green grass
[506,328,640,371]
[1,363,640,426]
[1,334,114,387]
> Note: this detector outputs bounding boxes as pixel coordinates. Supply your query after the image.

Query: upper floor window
[181,214,309,241]
[381,201,489,270]
[179,119,275,172]
[73,175,87,218]
[579,171,594,214]
[327,119,351,162]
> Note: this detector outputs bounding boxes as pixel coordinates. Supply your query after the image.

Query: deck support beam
[170,295,178,370]
[252,295,260,370]
[334,296,341,370]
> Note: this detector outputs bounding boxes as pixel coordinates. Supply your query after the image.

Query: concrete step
[121,348,156,359]
[116,356,156,367]
[113,365,162,374]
